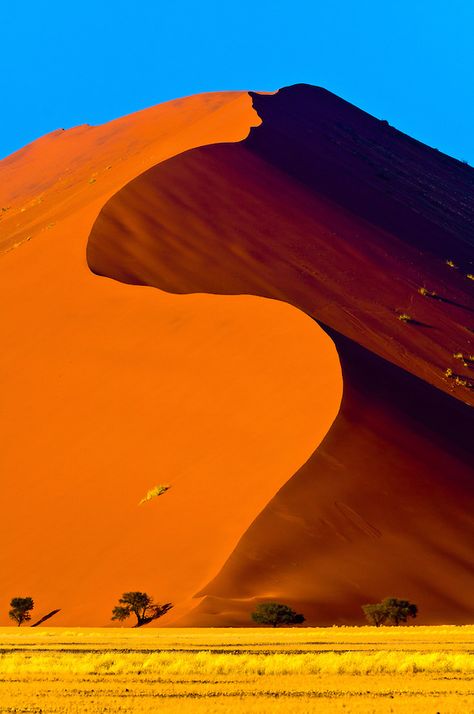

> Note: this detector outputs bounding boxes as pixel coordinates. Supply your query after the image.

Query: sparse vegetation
[453,352,474,367]
[111,591,172,627]
[444,366,472,388]
[397,313,413,323]
[454,376,470,387]
[251,602,305,627]
[8,597,34,626]
[446,259,457,268]
[139,484,170,504]
[0,626,472,712]
[362,598,418,626]
[361,603,388,627]
[418,287,437,298]
[466,273,474,281]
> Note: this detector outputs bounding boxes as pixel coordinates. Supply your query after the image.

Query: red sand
[1,85,472,626]
[88,86,474,624]
[0,91,342,626]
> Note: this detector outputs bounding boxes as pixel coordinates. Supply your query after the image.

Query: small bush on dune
[139,484,170,504]
[418,286,437,298]
[453,352,474,366]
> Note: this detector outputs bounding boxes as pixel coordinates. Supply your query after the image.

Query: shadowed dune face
[88,85,474,624]
[188,333,474,625]
[0,89,342,626]
[89,86,474,404]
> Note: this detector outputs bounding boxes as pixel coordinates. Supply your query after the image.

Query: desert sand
[1,85,472,626]
[0,90,341,625]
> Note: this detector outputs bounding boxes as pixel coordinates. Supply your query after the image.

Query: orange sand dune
[1,85,472,627]
[190,335,473,625]
[89,87,474,405]
[0,90,342,626]
[88,85,473,624]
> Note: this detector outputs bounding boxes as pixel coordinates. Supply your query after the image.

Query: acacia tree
[362,597,418,626]
[111,592,172,627]
[251,602,305,627]
[9,597,34,626]
[362,602,389,627]
[384,598,418,625]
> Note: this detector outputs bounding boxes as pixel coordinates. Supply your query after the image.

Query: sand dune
[1,85,472,626]
[0,90,341,626]
[88,85,474,624]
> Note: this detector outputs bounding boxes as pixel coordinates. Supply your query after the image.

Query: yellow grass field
[0,626,473,712]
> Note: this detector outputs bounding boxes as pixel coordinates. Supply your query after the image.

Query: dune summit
[1,85,473,626]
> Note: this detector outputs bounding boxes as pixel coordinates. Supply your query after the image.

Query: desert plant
[418,287,437,298]
[444,366,472,388]
[383,598,418,625]
[139,484,170,504]
[454,376,470,387]
[251,602,305,627]
[398,313,413,323]
[362,603,389,627]
[111,591,172,627]
[9,597,34,626]
[446,259,457,268]
[453,352,474,367]
[363,597,418,626]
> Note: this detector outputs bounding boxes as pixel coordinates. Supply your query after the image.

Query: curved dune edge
[0,90,342,626]
[88,85,474,624]
[185,330,473,625]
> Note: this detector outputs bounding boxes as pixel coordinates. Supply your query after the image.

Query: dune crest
[88,85,474,624]
[0,89,342,626]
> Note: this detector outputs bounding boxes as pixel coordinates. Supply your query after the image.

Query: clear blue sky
[1,0,473,162]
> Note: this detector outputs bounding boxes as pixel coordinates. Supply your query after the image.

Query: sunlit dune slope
[0,91,260,254]
[89,85,474,624]
[0,90,342,626]
[89,86,474,404]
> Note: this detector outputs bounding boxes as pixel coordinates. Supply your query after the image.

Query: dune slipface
[88,85,474,625]
[0,90,341,626]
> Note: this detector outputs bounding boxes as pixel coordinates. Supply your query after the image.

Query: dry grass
[0,626,472,712]
[139,484,170,504]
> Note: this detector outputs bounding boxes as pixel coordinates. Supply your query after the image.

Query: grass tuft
[418,287,437,298]
[139,484,170,504]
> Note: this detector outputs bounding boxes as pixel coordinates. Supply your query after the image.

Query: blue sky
[1,1,473,161]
